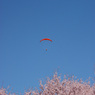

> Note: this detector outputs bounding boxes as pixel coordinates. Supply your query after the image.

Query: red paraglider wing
[40,38,52,42]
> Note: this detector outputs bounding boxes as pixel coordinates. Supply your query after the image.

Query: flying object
[40,38,52,51]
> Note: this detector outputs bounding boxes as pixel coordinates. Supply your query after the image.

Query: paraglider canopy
[40,38,52,42]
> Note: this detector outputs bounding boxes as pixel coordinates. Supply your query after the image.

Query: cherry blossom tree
[0,72,95,95]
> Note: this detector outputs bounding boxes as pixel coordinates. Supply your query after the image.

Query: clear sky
[1,0,95,94]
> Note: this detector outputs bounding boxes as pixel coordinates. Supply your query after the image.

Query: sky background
[1,0,95,94]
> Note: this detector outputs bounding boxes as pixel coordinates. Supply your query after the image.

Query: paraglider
[40,38,52,51]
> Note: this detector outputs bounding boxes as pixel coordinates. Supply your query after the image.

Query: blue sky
[1,0,95,94]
